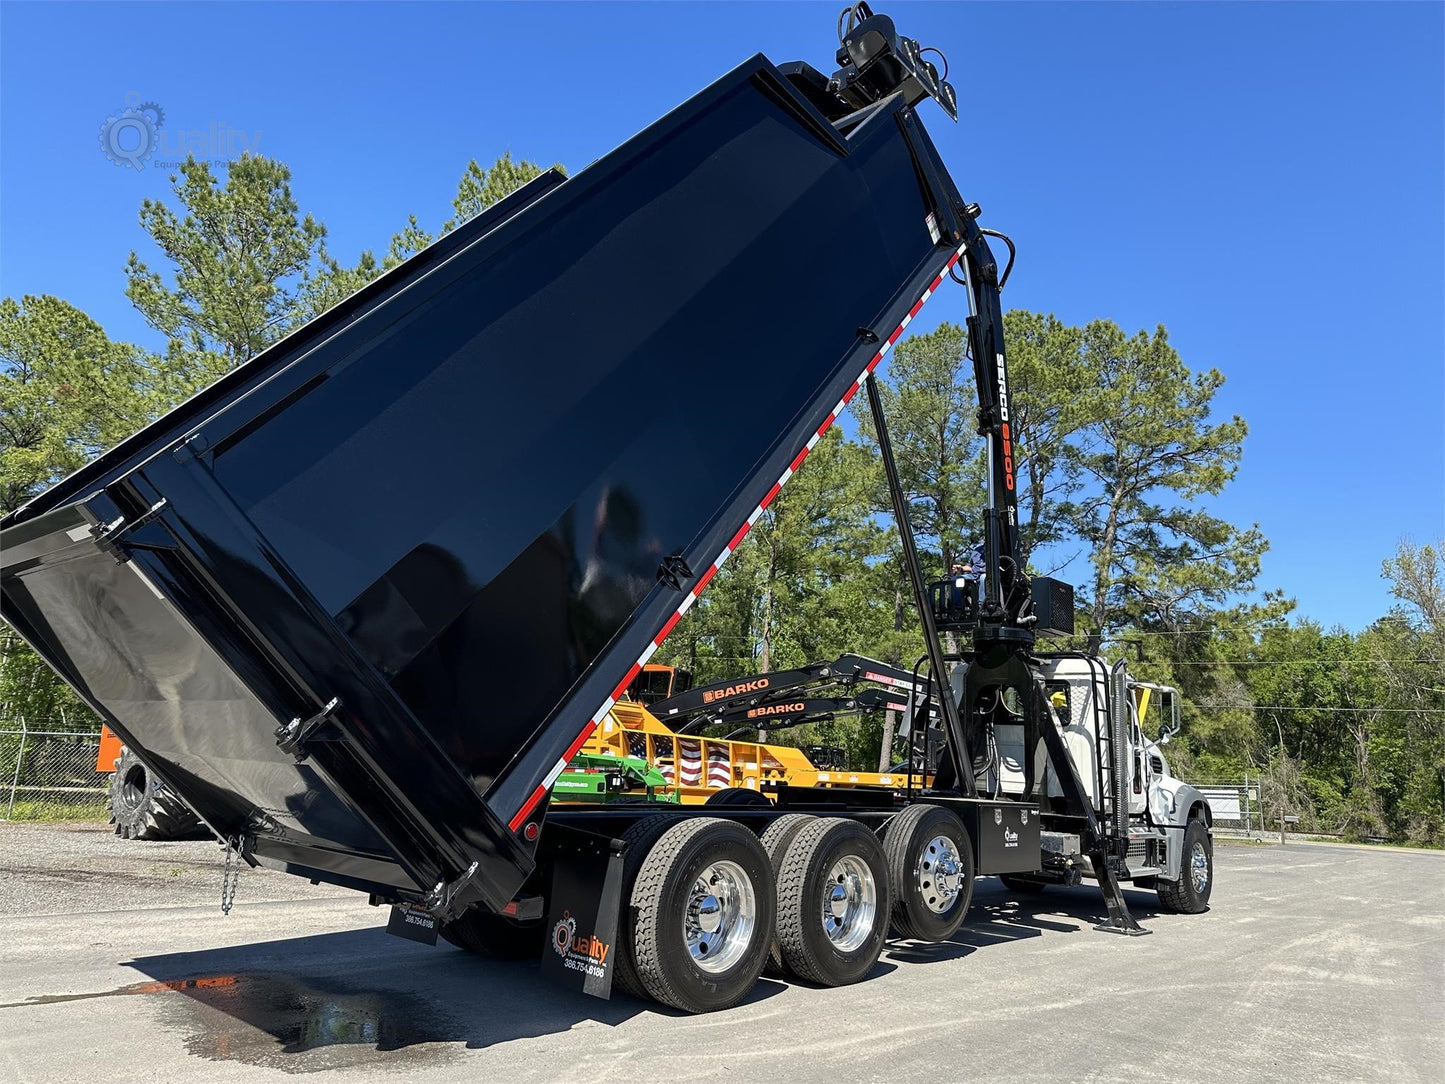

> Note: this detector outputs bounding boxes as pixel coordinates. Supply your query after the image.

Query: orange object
[95,725,123,773]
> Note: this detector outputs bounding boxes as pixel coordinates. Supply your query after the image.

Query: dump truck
[0,4,1213,1014]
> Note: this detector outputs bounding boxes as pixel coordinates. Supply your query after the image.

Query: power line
[1166,659,1438,667]
[1194,704,1445,713]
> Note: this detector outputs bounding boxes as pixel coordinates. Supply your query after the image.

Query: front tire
[1157,819,1213,913]
[776,818,891,987]
[628,817,775,1013]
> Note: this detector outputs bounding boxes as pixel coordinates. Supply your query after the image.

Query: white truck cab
[951,654,1214,912]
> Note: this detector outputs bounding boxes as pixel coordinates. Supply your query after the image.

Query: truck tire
[999,873,1047,894]
[776,817,891,987]
[758,813,815,975]
[613,814,687,1000]
[108,747,207,841]
[439,910,545,959]
[882,804,973,941]
[1157,819,1213,914]
[705,788,771,807]
[629,817,775,1013]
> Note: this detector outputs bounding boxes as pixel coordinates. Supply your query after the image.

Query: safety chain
[220,835,242,916]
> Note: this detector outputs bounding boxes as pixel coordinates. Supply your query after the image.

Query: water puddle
[4,972,461,1073]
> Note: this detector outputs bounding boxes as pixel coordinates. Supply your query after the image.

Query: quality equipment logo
[99,94,164,171]
[551,912,578,957]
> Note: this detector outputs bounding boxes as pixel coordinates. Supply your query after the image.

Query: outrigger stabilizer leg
[1025,673,1147,936]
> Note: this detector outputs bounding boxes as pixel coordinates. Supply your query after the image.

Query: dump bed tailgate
[1,55,967,910]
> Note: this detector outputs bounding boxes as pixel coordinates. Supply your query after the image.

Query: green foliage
[0,628,92,726]
[1000,310,1097,568]
[0,294,165,727]
[0,295,160,514]
[656,429,908,769]
[444,151,563,232]
[659,429,898,676]
[853,322,981,574]
[1067,321,1263,633]
[125,155,328,381]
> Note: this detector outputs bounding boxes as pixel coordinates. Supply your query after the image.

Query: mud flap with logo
[387,901,439,945]
[540,825,624,999]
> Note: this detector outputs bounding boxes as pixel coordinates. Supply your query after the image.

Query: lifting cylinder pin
[275,697,342,761]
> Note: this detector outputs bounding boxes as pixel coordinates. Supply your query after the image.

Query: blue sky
[2,1,1441,631]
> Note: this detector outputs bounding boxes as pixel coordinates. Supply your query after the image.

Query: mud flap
[386,901,439,945]
[539,826,625,999]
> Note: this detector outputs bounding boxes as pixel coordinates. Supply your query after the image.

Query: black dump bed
[1,55,967,912]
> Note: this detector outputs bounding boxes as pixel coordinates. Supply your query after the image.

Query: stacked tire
[108,747,208,841]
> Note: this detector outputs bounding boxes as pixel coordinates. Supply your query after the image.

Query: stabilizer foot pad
[1093,923,1151,936]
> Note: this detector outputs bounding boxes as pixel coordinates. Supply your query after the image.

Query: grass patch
[2,799,108,823]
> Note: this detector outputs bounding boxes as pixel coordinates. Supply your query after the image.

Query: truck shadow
[885,877,1165,965]
[123,926,788,1069]
[118,879,1162,1067]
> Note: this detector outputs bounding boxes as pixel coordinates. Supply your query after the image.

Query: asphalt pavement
[0,824,1440,1083]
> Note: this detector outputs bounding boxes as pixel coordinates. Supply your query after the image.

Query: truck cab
[952,654,1212,895]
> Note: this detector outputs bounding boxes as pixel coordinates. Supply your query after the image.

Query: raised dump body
[1,53,970,915]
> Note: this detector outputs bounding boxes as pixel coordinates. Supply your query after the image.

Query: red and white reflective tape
[508,243,966,833]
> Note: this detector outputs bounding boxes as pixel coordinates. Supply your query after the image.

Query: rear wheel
[108,747,207,841]
[613,814,687,999]
[882,804,973,941]
[758,813,815,975]
[1157,819,1213,914]
[776,818,890,987]
[627,817,775,1013]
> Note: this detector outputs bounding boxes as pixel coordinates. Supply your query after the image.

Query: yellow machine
[579,694,929,805]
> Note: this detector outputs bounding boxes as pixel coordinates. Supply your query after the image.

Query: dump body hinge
[656,554,694,591]
[423,860,489,923]
[275,697,342,761]
[92,498,168,563]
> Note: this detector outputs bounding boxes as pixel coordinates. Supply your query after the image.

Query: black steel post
[866,375,976,797]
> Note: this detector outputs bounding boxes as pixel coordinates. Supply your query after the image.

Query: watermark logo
[99,94,164,171]
[98,93,262,171]
[550,911,578,957]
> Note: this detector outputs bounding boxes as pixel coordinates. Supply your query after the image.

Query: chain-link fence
[1187,775,1271,836]
[1,721,109,821]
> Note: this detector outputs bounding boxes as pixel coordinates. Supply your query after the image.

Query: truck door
[1127,689,1150,816]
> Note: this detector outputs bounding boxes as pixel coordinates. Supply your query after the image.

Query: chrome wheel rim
[917,834,963,914]
[683,860,756,973]
[1190,841,1210,894]
[821,855,877,952]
